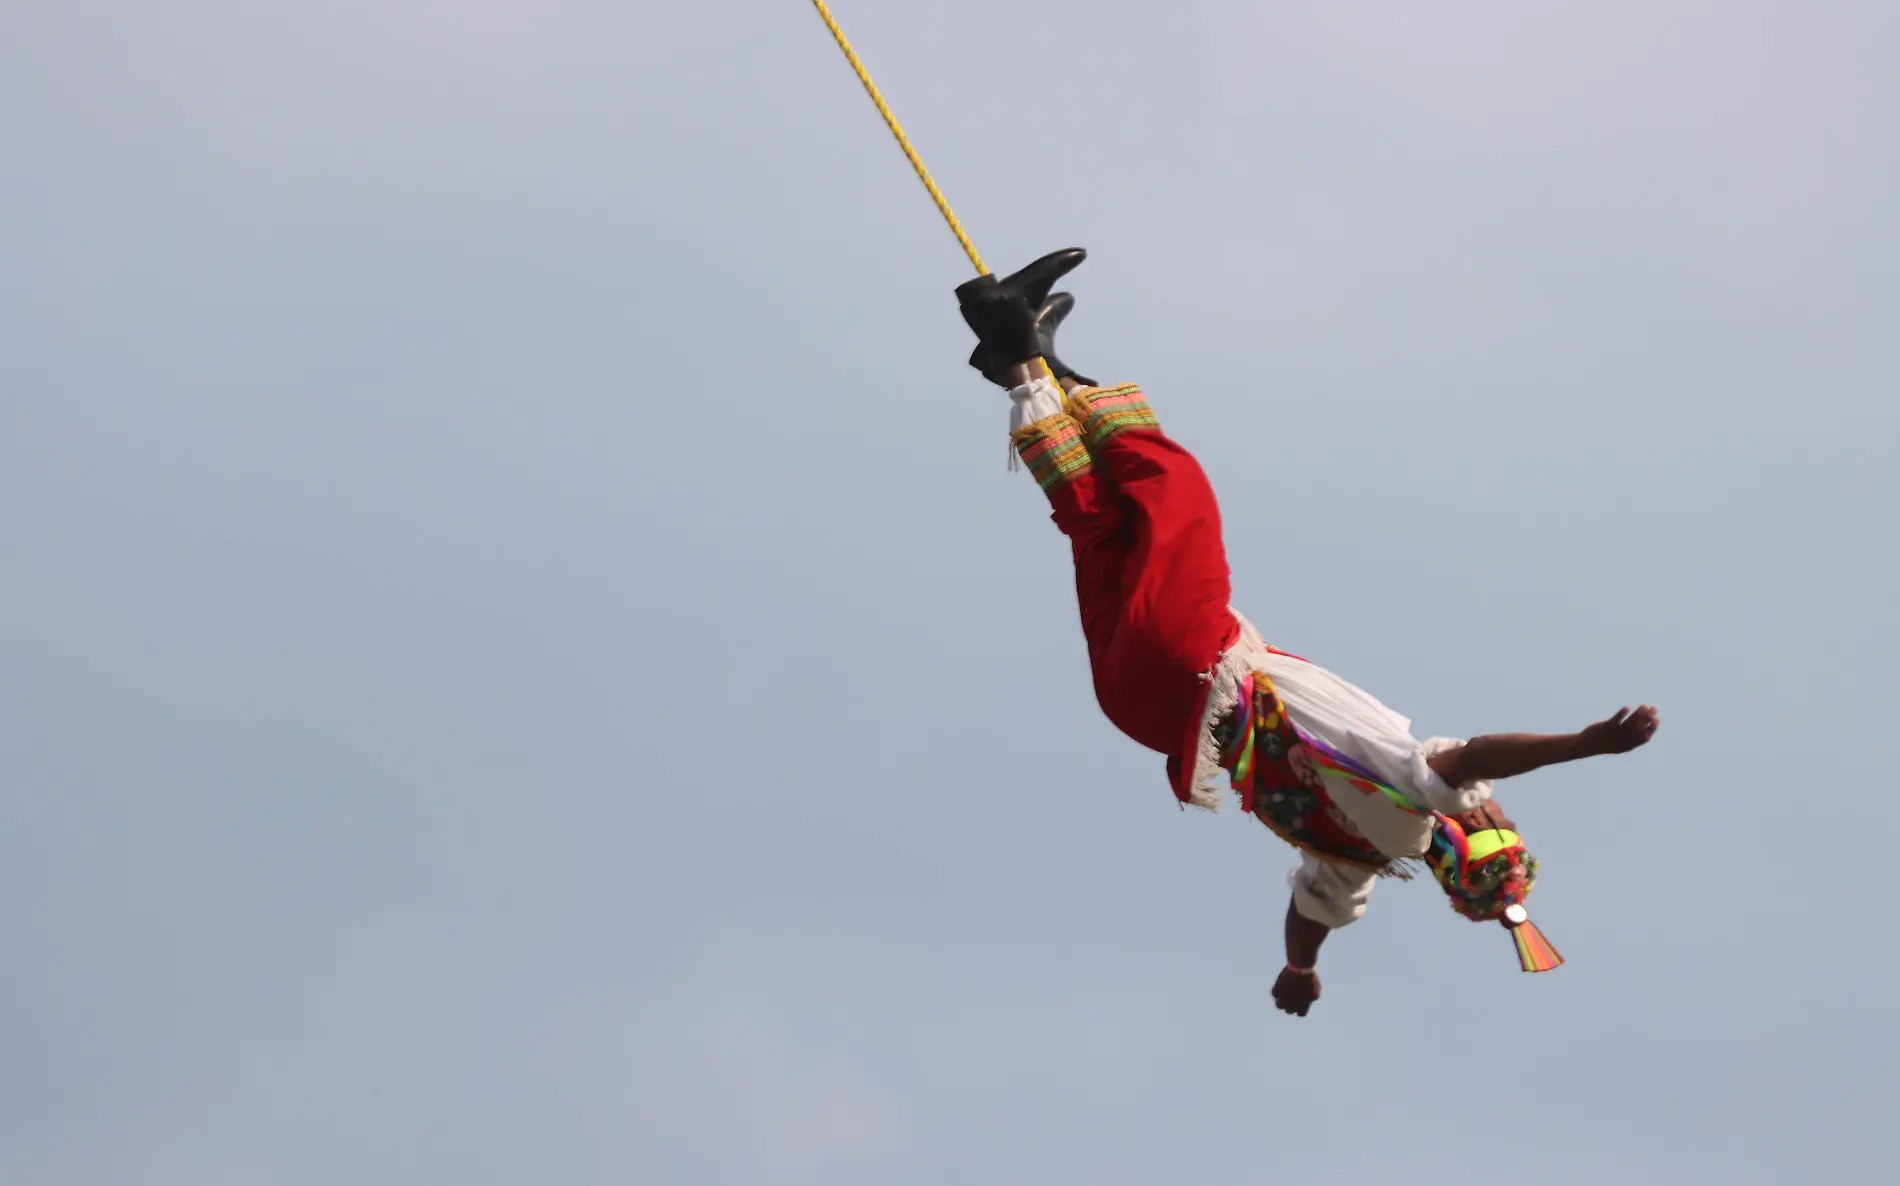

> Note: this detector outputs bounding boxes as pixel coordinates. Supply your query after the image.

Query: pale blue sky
[4,2,1896,1183]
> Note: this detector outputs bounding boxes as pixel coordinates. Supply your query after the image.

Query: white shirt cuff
[1008,376,1066,434]
[1409,737,1495,814]
[1287,858,1377,929]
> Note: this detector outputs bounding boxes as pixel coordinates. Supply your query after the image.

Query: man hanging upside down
[956,248,1660,1017]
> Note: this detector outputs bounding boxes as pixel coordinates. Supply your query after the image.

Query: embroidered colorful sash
[1221,671,1422,876]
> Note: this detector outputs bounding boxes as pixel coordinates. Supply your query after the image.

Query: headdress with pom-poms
[1428,814,1563,973]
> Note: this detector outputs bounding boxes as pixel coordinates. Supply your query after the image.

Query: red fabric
[1043,428,1240,758]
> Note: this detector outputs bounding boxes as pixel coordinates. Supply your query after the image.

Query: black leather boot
[1030,292,1097,388]
[971,291,1098,388]
[958,248,1088,384]
[954,247,1086,315]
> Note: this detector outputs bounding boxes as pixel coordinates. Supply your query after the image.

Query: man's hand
[1272,967,1320,1017]
[1578,705,1661,756]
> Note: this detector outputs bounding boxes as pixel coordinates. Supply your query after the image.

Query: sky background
[4,2,1897,1183]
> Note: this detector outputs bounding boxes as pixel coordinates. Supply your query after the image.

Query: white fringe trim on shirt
[1179,611,1273,812]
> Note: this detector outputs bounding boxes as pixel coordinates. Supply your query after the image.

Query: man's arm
[1428,705,1660,788]
[1272,897,1332,1018]
[1286,896,1328,968]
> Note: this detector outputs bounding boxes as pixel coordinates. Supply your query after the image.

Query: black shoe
[971,291,1098,388]
[1033,292,1097,388]
[955,247,1087,315]
[959,248,1088,385]
[999,247,1086,311]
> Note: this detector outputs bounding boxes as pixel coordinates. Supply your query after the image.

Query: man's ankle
[999,362,1036,388]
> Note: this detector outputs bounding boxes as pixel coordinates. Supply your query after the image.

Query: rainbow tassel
[1511,920,1565,973]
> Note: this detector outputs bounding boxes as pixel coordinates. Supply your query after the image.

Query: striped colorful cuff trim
[1011,413,1092,491]
[1070,384,1160,447]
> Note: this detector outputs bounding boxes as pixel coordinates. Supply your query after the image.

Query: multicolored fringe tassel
[1226,674,1258,795]
[1302,731,1428,820]
[1069,384,1161,449]
[1010,413,1092,492]
[1430,812,1475,886]
[1510,920,1565,973]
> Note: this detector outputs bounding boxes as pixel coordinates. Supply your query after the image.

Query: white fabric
[1287,857,1378,929]
[1008,376,1066,434]
[1177,612,1276,811]
[1244,629,1496,931]
[1260,651,1492,820]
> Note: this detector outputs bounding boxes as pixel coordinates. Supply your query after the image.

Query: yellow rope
[808,0,989,276]
[808,0,1059,396]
